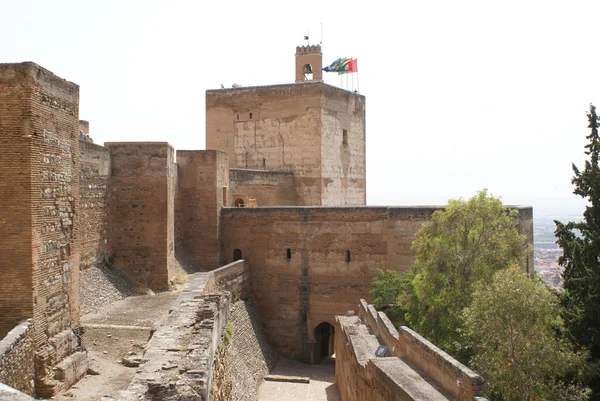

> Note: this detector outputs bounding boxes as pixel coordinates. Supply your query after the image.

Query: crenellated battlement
[295,44,322,54]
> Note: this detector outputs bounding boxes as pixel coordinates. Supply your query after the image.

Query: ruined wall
[220,206,533,362]
[206,83,323,205]
[78,141,111,271]
[106,142,175,291]
[0,62,86,397]
[228,169,298,207]
[0,321,35,396]
[175,150,228,270]
[320,86,366,206]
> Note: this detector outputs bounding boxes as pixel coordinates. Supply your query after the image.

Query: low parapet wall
[203,259,250,301]
[0,320,35,396]
[116,260,249,400]
[336,300,485,401]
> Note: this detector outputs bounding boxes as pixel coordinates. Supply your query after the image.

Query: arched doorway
[313,322,335,364]
[234,198,245,207]
[233,249,242,261]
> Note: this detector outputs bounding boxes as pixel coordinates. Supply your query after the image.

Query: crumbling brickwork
[78,141,111,271]
[0,321,35,396]
[0,62,85,397]
[106,142,176,291]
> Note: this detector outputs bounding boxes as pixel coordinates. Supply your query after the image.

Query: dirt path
[54,291,180,400]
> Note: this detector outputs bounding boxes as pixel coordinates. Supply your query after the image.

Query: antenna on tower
[320,23,323,45]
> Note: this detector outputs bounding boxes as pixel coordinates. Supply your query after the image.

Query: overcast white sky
[2,0,598,216]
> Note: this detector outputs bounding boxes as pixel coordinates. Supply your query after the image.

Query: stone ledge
[264,375,310,383]
[0,319,32,358]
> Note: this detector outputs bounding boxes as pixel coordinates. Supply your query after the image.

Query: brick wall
[0,320,35,396]
[220,206,534,362]
[0,63,34,337]
[175,150,228,270]
[228,169,298,207]
[0,62,85,397]
[106,142,175,292]
[78,141,111,271]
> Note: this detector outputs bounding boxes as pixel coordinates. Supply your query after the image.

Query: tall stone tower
[0,62,86,396]
[205,45,366,206]
[295,44,323,82]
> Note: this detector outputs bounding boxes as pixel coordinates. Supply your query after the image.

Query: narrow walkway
[258,357,340,401]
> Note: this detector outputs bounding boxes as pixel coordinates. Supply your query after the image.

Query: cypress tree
[555,104,600,399]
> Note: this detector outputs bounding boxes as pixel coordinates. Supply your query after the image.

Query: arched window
[345,250,351,263]
[303,64,314,81]
[233,249,242,261]
[234,198,245,207]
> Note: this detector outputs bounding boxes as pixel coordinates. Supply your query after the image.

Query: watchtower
[295,45,323,82]
[206,45,366,206]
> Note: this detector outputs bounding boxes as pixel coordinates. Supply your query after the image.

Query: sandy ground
[258,357,340,401]
[53,291,180,401]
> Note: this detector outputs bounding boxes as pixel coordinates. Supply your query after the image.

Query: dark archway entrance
[313,322,335,364]
[233,249,242,261]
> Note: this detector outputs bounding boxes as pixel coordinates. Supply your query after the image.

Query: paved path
[258,357,340,401]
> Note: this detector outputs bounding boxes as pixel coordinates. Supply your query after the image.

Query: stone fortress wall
[0,49,532,399]
[0,62,87,397]
[205,81,366,206]
[220,206,533,363]
[79,140,111,271]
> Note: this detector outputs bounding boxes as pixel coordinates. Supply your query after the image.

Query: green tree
[555,104,600,399]
[464,266,590,401]
[372,189,528,361]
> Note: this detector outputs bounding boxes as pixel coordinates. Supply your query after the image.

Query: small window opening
[234,198,245,207]
[345,250,351,263]
[235,112,239,120]
[233,249,242,261]
[222,186,227,206]
[286,248,292,260]
[343,129,348,145]
[249,112,253,119]
[263,158,266,168]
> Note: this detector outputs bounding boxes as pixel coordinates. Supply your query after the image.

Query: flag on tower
[338,58,358,75]
[322,57,358,74]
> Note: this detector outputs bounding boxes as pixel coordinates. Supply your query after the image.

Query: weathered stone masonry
[106,142,177,291]
[220,206,534,363]
[0,62,86,397]
[79,140,111,271]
